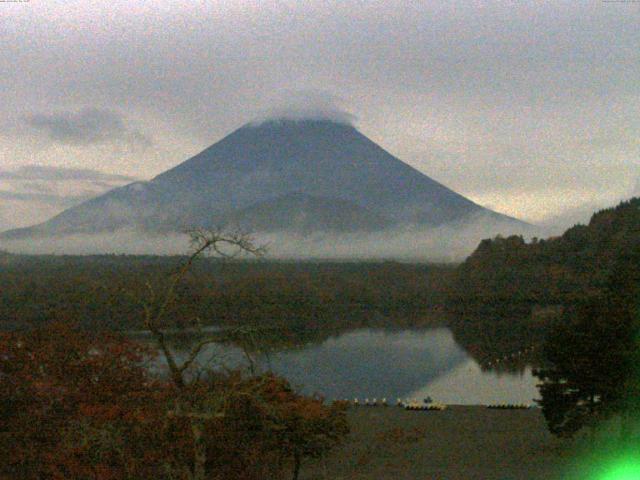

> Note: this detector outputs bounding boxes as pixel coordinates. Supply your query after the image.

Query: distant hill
[449,197,640,310]
[1,118,525,240]
[446,197,640,367]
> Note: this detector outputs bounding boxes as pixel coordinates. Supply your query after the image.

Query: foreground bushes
[0,322,348,479]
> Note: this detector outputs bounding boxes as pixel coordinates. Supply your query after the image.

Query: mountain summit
[1,119,524,239]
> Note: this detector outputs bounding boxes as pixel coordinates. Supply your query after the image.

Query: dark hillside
[447,198,640,364]
[0,255,453,338]
[450,197,640,310]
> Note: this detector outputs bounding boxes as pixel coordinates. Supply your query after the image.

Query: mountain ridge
[0,118,526,240]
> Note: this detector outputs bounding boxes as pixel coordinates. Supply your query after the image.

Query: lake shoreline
[140,327,540,405]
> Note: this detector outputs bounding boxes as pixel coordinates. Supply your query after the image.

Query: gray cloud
[18,181,57,195]
[25,107,151,147]
[539,175,640,234]
[0,190,92,208]
[0,207,7,233]
[0,164,138,183]
[251,91,356,125]
[0,1,638,227]
[0,164,137,231]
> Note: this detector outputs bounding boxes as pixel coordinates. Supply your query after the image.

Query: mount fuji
[1,118,526,240]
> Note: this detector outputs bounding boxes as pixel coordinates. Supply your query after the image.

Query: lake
[159,327,540,405]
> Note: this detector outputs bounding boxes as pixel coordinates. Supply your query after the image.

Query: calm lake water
[158,327,540,405]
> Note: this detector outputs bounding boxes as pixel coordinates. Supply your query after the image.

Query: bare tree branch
[136,228,266,480]
[142,228,265,386]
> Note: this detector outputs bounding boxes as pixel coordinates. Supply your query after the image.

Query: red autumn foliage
[199,373,349,480]
[0,321,180,479]
[0,322,349,480]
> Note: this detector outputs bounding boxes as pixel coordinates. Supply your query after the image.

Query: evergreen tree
[535,297,637,436]
[535,244,640,437]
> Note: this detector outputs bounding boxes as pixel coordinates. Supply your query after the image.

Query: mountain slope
[218,192,392,233]
[1,118,524,239]
[449,197,640,310]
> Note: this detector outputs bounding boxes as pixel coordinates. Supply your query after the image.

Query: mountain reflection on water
[159,327,539,405]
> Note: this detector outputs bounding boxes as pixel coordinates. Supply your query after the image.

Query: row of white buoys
[486,404,531,410]
[344,398,531,411]
[485,345,538,368]
[346,397,444,409]
[348,398,389,407]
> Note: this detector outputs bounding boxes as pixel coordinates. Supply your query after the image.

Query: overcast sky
[0,0,638,230]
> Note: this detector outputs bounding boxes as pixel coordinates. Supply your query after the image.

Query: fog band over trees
[0,216,534,261]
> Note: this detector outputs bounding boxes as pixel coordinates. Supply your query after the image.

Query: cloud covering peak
[250,90,356,126]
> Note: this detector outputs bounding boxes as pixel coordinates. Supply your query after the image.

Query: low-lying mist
[1,215,539,262]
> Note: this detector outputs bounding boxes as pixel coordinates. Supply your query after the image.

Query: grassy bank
[302,405,572,480]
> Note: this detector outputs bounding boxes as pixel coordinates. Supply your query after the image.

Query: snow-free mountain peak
[1,118,526,240]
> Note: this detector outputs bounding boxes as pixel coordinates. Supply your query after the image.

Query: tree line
[0,231,351,480]
[446,197,640,368]
[0,253,453,335]
[448,197,640,440]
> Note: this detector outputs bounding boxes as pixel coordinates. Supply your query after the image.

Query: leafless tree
[140,229,266,480]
